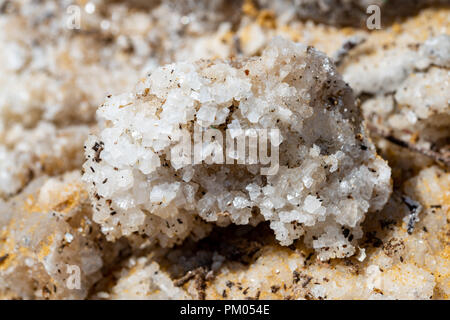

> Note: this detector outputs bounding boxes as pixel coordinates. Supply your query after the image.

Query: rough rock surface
[0,172,129,299]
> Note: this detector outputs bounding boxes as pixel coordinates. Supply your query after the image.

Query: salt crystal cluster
[344,34,450,149]
[83,38,391,260]
[0,0,238,199]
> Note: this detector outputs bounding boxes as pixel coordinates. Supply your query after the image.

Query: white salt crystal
[82,38,391,257]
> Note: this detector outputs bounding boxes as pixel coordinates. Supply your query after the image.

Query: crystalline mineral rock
[83,38,392,260]
[0,0,448,301]
[344,34,450,147]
